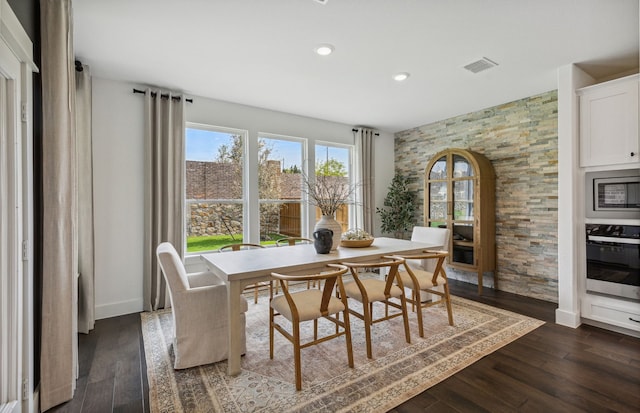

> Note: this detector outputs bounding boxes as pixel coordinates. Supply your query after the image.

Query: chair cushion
[271,289,345,322]
[343,279,404,303]
[398,269,447,290]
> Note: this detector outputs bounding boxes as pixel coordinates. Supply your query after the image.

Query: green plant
[376,172,416,239]
[186,233,286,252]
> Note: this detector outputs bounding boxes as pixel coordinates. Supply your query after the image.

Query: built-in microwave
[585,169,640,219]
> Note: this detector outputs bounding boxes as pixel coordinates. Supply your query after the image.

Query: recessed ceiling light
[393,72,410,81]
[314,44,334,56]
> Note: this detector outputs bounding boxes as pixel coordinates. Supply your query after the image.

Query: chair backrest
[218,243,265,252]
[271,264,349,315]
[410,227,450,271]
[410,226,450,249]
[276,237,312,246]
[156,242,190,294]
[340,256,407,292]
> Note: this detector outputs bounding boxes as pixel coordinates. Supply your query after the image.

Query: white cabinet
[578,74,639,167]
[581,293,640,335]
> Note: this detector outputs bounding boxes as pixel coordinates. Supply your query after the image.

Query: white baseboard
[555,308,581,328]
[95,298,144,319]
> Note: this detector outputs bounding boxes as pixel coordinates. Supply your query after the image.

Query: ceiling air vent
[463,57,499,74]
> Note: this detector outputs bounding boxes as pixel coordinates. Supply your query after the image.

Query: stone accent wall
[394,90,558,302]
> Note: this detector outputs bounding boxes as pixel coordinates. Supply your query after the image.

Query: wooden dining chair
[275,237,317,290]
[275,237,312,246]
[219,243,265,304]
[339,256,411,359]
[394,250,454,337]
[269,264,354,390]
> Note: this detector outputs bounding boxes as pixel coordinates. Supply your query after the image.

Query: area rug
[141,292,544,413]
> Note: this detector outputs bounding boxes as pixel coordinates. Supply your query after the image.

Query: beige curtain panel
[143,89,186,311]
[76,63,95,335]
[356,128,375,234]
[40,0,78,410]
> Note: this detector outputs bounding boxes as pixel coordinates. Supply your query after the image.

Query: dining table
[200,236,438,375]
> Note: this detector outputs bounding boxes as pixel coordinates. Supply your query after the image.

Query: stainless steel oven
[585,224,640,301]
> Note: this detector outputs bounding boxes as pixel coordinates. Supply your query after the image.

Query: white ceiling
[73,0,639,133]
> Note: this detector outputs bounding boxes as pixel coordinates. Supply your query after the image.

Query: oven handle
[588,235,640,245]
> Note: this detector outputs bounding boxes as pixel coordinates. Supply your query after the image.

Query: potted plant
[376,172,416,239]
[301,173,356,250]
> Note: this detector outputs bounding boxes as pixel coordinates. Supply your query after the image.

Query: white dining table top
[200,237,437,281]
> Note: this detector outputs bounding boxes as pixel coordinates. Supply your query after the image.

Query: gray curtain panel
[143,89,185,311]
[40,0,78,410]
[76,64,95,335]
[356,128,375,234]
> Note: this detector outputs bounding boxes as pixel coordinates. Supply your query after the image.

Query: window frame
[257,133,309,241]
[184,122,249,255]
[314,141,357,230]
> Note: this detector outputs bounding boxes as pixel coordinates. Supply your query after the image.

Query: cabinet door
[579,77,639,167]
[451,155,475,265]
[427,155,448,226]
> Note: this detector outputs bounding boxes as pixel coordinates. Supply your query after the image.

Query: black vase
[313,229,333,254]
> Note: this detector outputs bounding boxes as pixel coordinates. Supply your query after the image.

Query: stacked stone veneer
[395,90,558,302]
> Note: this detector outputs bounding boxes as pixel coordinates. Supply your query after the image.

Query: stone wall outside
[394,90,558,302]
[186,160,292,239]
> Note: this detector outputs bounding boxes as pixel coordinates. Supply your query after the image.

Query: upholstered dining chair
[339,256,411,359]
[156,242,248,369]
[410,226,451,303]
[394,250,454,337]
[269,264,353,390]
[219,243,265,303]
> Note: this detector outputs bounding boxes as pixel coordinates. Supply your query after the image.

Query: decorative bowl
[340,238,374,248]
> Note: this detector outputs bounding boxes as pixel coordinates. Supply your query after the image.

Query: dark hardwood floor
[48,280,640,413]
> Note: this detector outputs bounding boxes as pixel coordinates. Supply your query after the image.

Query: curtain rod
[133,88,193,103]
[352,128,379,136]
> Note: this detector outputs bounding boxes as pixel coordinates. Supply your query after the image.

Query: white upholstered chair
[409,226,451,302]
[156,242,248,369]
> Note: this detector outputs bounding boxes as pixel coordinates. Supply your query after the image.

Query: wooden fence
[279,202,349,236]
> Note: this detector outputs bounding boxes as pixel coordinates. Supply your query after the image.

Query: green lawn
[186,234,287,252]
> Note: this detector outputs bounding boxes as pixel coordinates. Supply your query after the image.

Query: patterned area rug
[141,292,544,413]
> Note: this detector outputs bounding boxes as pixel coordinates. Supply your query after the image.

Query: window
[315,144,353,232]
[185,124,247,253]
[258,135,305,244]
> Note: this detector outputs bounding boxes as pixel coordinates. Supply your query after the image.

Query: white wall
[92,78,145,318]
[92,76,395,318]
[556,64,595,328]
